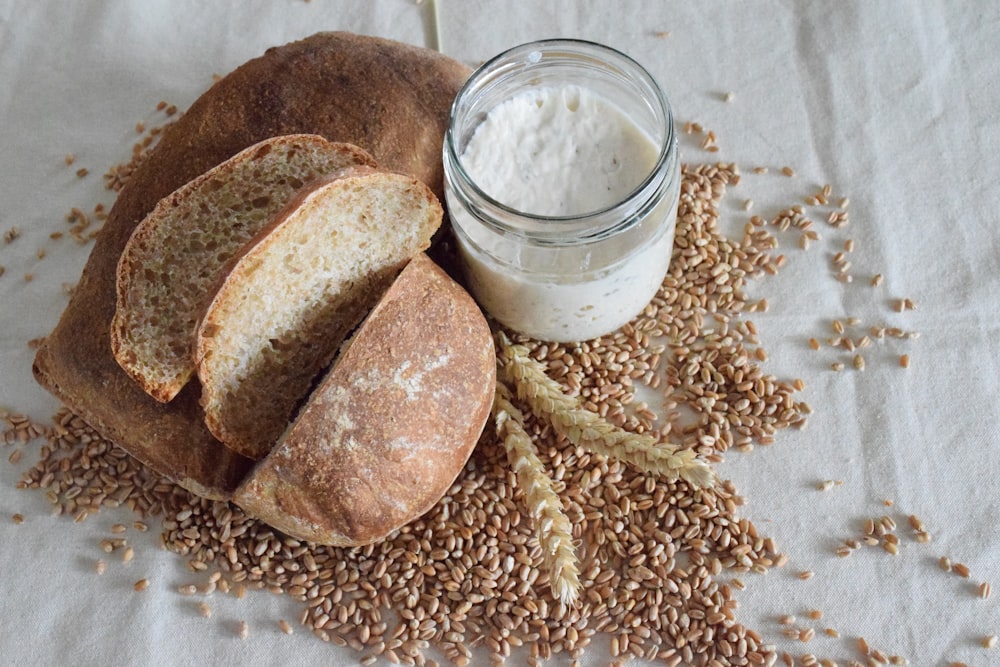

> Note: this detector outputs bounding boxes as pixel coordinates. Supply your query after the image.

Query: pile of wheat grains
[10,152,829,666]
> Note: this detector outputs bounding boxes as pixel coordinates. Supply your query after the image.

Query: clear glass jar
[443,38,680,343]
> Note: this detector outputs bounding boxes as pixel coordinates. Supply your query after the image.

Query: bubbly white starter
[454,84,677,342]
[462,85,658,216]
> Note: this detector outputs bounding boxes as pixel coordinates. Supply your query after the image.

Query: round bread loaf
[32,33,472,500]
[233,254,496,546]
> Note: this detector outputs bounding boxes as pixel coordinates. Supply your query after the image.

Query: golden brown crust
[32,33,471,499]
[232,255,496,546]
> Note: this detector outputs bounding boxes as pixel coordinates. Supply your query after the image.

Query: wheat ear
[497,334,714,489]
[493,384,581,606]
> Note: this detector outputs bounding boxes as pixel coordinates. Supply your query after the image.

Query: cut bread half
[232,254,495,546]
[195,166,442,459]
[112,135,376,403]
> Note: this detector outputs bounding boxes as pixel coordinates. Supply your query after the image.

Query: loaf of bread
[32,32,471,499]
[232,254,495,546]
[196,166,442,460]
[112,136,375,403]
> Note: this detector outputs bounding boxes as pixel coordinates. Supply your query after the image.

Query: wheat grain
[15,161,805,666]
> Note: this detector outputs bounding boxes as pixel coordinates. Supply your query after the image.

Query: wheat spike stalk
[493,385,581,606]
[497,333,715,489]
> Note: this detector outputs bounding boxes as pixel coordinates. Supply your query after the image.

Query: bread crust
[32,33,471,499]
[232,255,496,546]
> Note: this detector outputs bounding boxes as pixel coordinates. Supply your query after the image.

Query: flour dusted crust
[233,255,496,546]
[32,33,471,499]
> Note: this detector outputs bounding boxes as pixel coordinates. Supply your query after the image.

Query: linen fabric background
[1,2,998,665]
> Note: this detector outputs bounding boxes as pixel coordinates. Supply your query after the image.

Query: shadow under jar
[443,38,680,343]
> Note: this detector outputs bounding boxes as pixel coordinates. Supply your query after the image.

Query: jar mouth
[445,38,676,244]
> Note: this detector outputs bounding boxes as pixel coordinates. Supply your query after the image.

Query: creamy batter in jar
[443,39,679,342]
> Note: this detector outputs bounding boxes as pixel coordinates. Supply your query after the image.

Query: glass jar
[443,38,680,343]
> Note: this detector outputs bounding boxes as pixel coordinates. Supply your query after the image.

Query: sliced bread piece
[112,134,376,403]
[232,254,495,546]
[195,166,443,460]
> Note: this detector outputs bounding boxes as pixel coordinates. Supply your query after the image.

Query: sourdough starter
[451,84,677,342]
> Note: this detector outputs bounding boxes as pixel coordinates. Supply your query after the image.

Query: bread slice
[195,167,443,460]
[111,135,376,403]
[232,254,495,546]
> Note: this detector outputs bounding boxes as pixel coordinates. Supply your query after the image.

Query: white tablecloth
[2,2,998,665]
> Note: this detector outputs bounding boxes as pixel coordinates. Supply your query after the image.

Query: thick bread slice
[112,135,375,403]
[232,254,495,546]
[196,167,442,459]
[32,33,468,499]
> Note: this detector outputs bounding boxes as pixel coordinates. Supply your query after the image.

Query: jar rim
[444,38,675,241]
